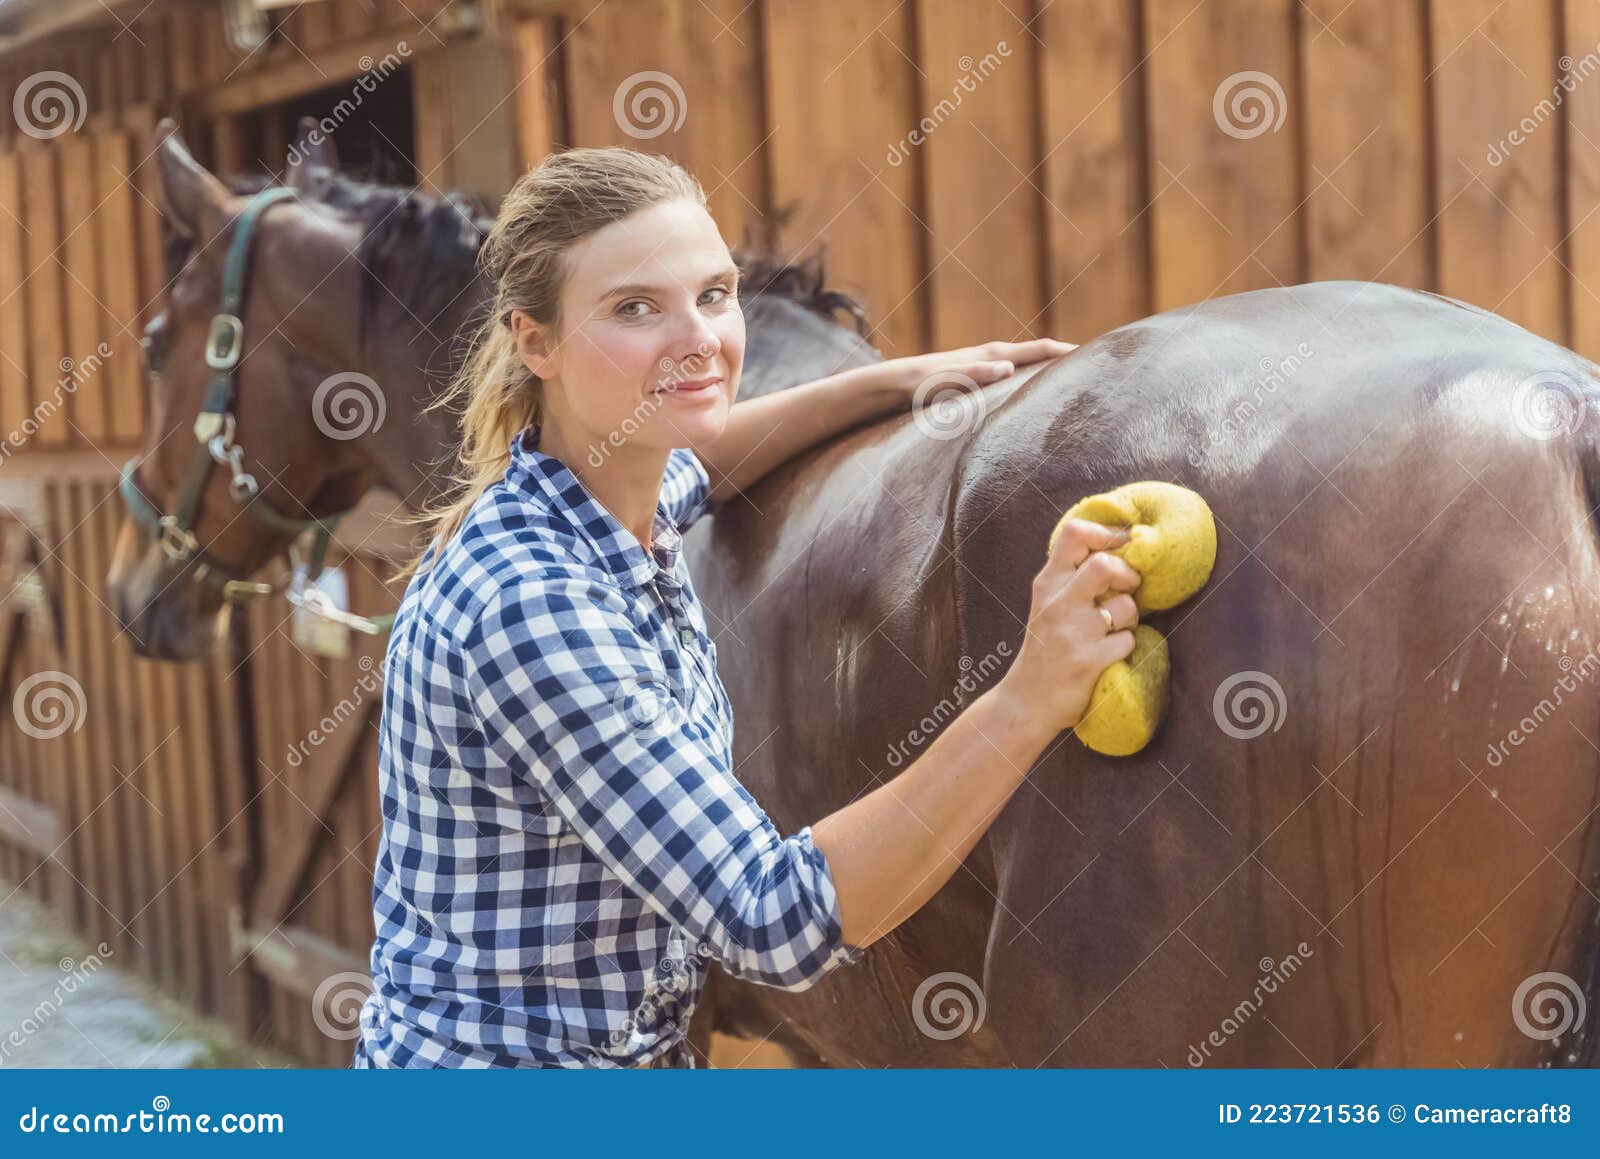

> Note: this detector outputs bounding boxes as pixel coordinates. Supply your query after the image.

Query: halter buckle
[157,515,197,562]
[204,313,245,370]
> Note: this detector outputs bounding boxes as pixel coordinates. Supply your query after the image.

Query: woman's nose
[664,313,721,370]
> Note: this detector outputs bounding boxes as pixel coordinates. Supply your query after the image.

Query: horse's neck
[362,273,493,511]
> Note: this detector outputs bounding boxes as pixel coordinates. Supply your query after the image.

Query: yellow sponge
[1048,481,1217,756]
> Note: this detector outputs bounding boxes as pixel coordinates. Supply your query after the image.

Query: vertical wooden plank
[411,49,455,196]
[93,130,146,445]
[764,0,926,355]
[75,483,135,963]
[1432,0,1564,341]
[1144,0,1301,310]
[1301,0,1430,286]
[0,152,28,445]
[510,16,557,169]
[563,0,769,258]
[1564,0,1600,361]
[42,483,92,934]
[59,133,111,447]
[916,0,1043,347]
[1038,0,1150,339]
[22,146,69,447]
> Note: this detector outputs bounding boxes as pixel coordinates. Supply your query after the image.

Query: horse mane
[166,168,870,351]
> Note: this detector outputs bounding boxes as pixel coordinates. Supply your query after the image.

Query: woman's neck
[536,414,670,551]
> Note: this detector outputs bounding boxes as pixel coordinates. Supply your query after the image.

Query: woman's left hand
[878,338,1078,404]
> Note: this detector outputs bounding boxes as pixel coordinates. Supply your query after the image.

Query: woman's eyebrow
[600,266,740,301]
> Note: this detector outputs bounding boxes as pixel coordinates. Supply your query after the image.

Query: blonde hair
[392,146,706,583]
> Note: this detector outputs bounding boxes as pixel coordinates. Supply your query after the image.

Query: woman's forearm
[699,365,899,503]
[809,682,1059,949]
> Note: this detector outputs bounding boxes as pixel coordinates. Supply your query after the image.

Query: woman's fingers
[1096,592,1139,632]
[1047,518,1132,572]
[1065,548,1143,602]
[988,338,1077,364]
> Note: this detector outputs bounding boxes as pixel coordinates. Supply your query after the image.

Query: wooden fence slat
[1301,0,1430,287]
[0,152,27,446]
[1038,0,1150,339]
[763,0,926,355]
[59,133,110,447]
[1565,0,1600,362]
[92,129,146,444]
[1143,0,1301,311]
[22,146,69,447]
[915,0,1043,348]
[1431,0,1565,341]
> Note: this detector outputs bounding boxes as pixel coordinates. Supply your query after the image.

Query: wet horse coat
[694,282,1600,1066]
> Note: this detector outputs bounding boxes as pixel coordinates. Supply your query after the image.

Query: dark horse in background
[107,120,1600,1067]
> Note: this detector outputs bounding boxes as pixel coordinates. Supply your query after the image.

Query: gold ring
[1098,605,1116,633]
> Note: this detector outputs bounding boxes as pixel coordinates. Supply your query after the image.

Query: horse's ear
[287,115,337,191]
[153,118,230,241]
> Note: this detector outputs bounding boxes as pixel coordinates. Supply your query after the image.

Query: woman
[353,147,1141,1068]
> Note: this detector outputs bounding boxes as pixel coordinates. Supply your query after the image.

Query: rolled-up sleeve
[459,570,863,990]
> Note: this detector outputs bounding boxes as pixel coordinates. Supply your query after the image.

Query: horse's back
[948,280,1600,1065]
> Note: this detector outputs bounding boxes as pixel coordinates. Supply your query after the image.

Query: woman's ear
[508,309,558,380]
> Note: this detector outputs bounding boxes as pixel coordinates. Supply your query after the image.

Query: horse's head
[107,119,485,660]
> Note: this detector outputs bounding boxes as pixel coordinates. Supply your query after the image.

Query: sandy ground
[0,881,294,1069]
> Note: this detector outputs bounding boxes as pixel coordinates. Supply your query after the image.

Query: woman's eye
[701,286,737,307]
[617,299,652,318]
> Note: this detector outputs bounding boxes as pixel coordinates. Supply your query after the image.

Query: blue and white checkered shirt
[353,425,862,1068]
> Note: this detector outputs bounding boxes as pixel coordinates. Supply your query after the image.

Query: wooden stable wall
[3,0,1600,1064]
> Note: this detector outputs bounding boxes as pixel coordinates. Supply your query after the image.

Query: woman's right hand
[999,519,1144,733]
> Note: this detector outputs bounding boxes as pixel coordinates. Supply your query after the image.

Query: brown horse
[108,122,1600,1068]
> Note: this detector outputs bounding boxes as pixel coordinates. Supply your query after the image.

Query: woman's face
[515,198,744,455]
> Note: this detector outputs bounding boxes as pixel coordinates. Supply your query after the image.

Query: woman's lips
[655,377,723,399]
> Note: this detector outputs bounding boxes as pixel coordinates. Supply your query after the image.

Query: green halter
[118,186,350,599]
